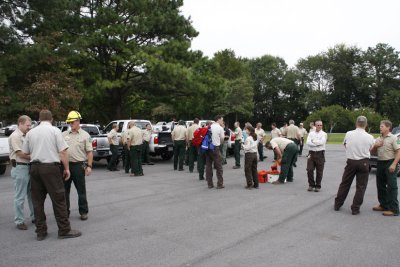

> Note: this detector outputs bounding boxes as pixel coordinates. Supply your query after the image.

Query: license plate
[168,147,173,151]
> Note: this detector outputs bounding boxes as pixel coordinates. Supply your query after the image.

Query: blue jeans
[11,166,34,225]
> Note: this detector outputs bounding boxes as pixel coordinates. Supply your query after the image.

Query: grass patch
[325,133,380,144]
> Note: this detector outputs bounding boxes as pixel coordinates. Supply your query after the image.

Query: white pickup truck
[0,137,10,175]
[103,120,174,160]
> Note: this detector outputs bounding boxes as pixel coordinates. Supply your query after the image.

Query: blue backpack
[200,129,215,152]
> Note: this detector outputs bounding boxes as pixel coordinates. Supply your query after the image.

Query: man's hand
[85,166,92,176]
[389,163,397,173]
[63,169,71,181]
[375,138,384,148]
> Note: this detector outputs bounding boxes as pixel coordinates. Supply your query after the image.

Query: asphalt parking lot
[1,145,399,267]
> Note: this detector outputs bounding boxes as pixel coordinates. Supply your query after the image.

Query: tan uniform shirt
[299,127,307,138]
[377,133,400,161]
[255,128,265,143]
[121,130,128,145]
[270,137,294,152]
[280,127,287,137]
[171,125,187,141]
[271,128,281,139]
[9,128,29,163]
[234,127,243,141]
[62,129,93,162]
[187,124,199,141]
[107,129,119,145]
[22,121,69,163]
[126,126,143,146]
[286,124,300,140]
[142,129,152,142]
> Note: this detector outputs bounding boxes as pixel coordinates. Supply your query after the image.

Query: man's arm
[274,147,282,161]
[15,151,30,160]
[389,149,400,173]
[85,151,93,176]
[59,149,70,181]
[311,133,327,146]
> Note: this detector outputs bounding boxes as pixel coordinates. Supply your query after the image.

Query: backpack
[192,127,209,147]
[200,128,215,152]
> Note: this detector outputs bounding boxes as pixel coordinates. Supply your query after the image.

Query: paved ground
[0,145,399,267]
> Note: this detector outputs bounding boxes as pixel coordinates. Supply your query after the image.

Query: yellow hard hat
[66,110,82,123]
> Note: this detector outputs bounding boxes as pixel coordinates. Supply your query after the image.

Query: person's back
[26,122,64,163]
[128,125,143,146]
[344,128,374,160]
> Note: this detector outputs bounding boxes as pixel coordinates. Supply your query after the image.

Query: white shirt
[210,123,224,146]
[22,121,69,163]
[343,128,375,160]
[243,136,257,153]
[306,130,327,151]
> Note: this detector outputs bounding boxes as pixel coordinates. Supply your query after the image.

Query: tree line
[1,1,399,131]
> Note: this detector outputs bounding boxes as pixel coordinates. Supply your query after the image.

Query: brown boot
[372,205,385,211]
[382,211,398,216]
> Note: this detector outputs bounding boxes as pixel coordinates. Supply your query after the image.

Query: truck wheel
[0,165,6,175]
[161,152,173,160]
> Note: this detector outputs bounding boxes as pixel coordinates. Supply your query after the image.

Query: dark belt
[377,159,394,163]
[16,162,30,166]
[30,161,61,166]
[69,161,84,165]
[309,151,325,154]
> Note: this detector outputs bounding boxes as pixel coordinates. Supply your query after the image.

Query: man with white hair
[334,116,375,215]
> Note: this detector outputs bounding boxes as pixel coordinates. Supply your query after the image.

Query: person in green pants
[127,121,144,176]
[171,120,187,171]
[265,137,298,184]
[63,110,93,221]
[232,121,243,169]
[371,120,400,216]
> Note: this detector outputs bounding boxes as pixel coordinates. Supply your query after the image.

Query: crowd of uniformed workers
[7,109,400,241]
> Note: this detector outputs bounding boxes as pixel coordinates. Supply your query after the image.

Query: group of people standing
[9,110,90,241]
[7,110,400,242]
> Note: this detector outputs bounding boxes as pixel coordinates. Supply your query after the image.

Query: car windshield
[135,121,149,130]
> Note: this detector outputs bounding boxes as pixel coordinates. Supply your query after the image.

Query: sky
[180,0,400,67]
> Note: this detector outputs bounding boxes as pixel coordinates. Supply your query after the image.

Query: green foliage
[305,105,384,133]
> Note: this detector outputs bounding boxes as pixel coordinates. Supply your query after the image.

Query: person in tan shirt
[142,123,154,165]
[121,121,133,173]
[171,120,187,171]
[371,120,400,216]
[127,122,144,176]
[265,137,297,184]
[232,121,243,169]
[9,115,34,230]
[107,123,119,171]
[63,111,93,221]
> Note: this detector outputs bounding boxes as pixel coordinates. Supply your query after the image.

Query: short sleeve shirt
[271,128,281,139]
[142,129,152,142]
[343,128,375,160]
[255,128,265,142]
[126,126,143,146]
[234,127,243,141]
[22,121,69,163]
[62,129,93,162]
[286,125,299,139]
[270,137,294,152]
[171,125,187,141]
[377,133,400,160]
[107,129,119,145]
[187,124,200,141]
[211,123,224,146]
[8,128,29,163]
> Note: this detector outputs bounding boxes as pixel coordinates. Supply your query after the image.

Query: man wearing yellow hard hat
[62,111,93,221]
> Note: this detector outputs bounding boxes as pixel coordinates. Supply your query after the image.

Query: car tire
[0,165,6,175]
